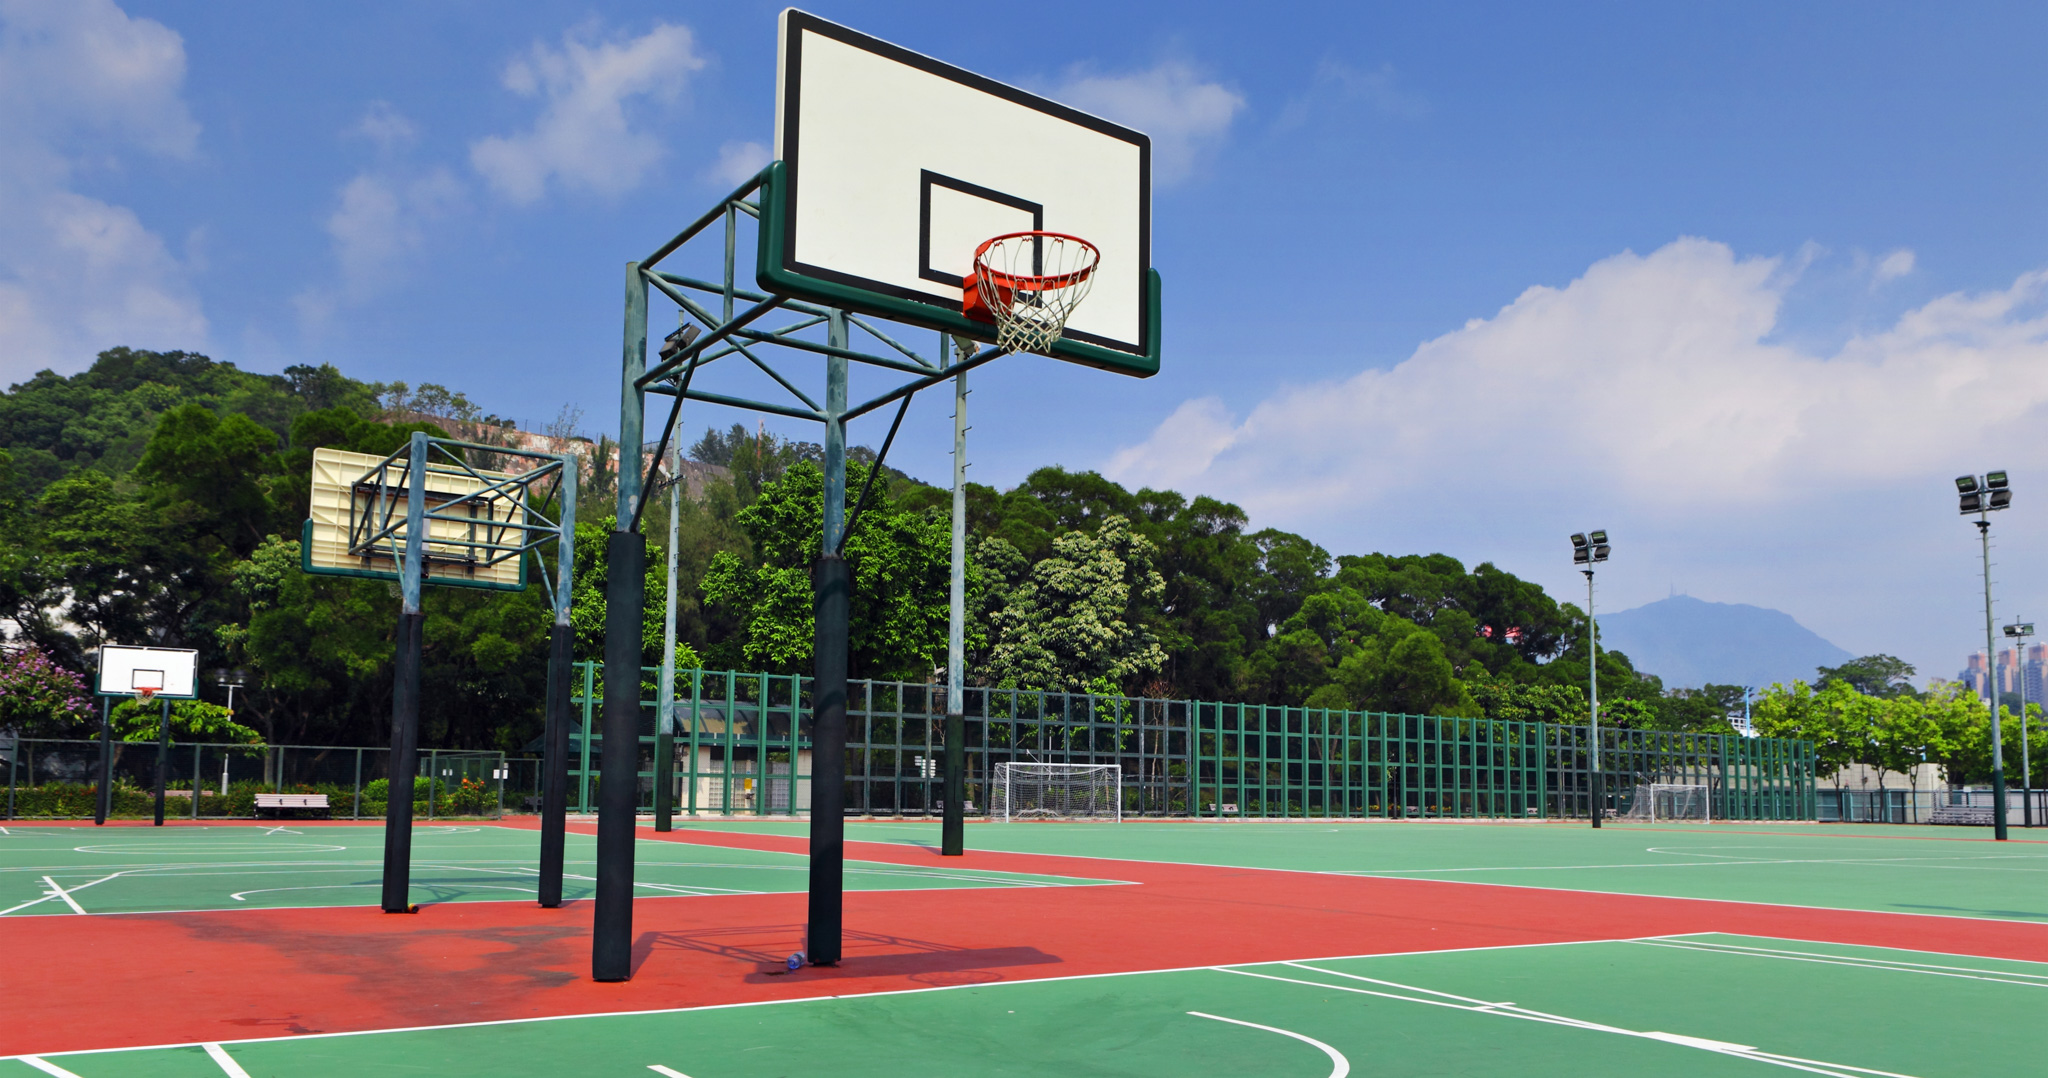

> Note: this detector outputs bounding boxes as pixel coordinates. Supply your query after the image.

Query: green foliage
[111,698,264,744]
[983,515,1166,692]
[1816,654,1918,699]
[701,461,953,680]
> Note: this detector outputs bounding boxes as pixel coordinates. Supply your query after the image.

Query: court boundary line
[655,825,2048,928]
[0,933,1674,1062]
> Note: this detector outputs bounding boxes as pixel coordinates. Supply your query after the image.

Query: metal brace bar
[648,384,825,423]
[844,346,1007,422]
[643,170,768,268]
[835,393,914,556]
[636,292,786,388]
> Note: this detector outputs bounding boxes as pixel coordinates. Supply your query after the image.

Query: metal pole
[95,697,112,826]
[595,261,650,981]
[943,354,967,857]
[539,466,578,907]
[381,430,429,913]
[806,310,851,967]
[191,743,200,820]
[2016,624,2033,828]
[153,699,169,826]
[1982,520,2009,840]
[655,437,681,832]
[1586,569,1601,829]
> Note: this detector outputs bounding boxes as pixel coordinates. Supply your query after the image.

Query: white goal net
[994,763,1121,822]
[1623,783,1711,822]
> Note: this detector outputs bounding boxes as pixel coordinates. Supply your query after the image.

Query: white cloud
[1874,247,1915,283]
[296,166,462,324]
[1105,238,2048,678]
[1276,60,1427,130]
[352,100,418,151]
[708,140,770,186]
[1046,60,1244,185]
[0,0,206,378]
[469,22,704,204]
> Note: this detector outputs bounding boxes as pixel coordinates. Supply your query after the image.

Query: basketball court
[7,11,2011,1078]
[6,819,2048,1076]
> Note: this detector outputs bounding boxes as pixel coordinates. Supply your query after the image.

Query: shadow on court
[631,920,1061,982]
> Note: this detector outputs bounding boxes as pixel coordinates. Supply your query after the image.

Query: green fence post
[578,661,596,813]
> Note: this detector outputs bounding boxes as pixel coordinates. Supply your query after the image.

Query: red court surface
[8,823,2047,1057]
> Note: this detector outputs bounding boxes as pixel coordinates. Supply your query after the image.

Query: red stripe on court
[8,823,2048,1057]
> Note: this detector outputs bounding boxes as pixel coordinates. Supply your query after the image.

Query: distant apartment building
[1958,644,2048,702]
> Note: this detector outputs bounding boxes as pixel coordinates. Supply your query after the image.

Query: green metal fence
[562,663,1816,820]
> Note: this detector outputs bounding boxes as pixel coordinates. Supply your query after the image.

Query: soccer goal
[993,763,1122,822]
[1623,783,1712,822]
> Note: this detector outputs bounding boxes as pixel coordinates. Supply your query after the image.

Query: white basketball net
[973,232,1100,355]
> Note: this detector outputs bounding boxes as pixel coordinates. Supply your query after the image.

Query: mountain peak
[1596,595,1854,689]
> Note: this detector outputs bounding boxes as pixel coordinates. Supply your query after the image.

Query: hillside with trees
[1,346,1850,756]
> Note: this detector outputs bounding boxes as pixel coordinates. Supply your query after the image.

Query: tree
[111,698,262,744]
[1870,695,1943,795]
[982,515,1166,692]
[1816,654,1917,698]
[701,462,954,681]
[1306,617,1478,717]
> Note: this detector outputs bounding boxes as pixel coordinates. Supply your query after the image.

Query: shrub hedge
[3,776,500,819]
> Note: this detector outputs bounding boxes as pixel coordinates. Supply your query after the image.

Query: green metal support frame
[603,162,1160,976]
[297,434,578,915]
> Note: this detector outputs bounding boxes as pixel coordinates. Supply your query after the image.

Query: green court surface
[0,824,1113,917]
[11,932,2033,1076]
[677,818,2048,922]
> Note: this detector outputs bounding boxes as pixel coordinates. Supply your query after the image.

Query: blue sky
[6,1,2048,687]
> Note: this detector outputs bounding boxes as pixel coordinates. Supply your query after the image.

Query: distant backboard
[98,645,198,699]
[763,9,1157,375]
[303,448,527,591]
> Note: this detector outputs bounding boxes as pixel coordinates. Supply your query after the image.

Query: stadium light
[2007,619,2036,828]
[1570,528,1610,828]
[1960,471,2013,840]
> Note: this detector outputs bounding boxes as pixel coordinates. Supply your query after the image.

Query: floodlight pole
[1978,518,2009,841]
[380,430,429,913]
[807,314,851,966]
[594,264,650,981]
[538,463,578,908]
[942,356,968,857]
[655,438,681,833]
[2012,619,2034,828]
[1585,568,1601,829]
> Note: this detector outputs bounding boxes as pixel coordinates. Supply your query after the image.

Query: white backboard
[304,448,526,590]
[98,645,199,699]
[773,9,1151,357]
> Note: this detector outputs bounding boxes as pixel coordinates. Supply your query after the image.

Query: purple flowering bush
[0,645,92,737]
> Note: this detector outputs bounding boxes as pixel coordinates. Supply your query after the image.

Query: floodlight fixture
[1960,471,2015,839]
[1987,471,2010,489]
[1588,530,1608,545]
[1990,489,2013,510]
[1957,476,1980,494]
[2006,622,2036,639]
[658,322,702,363]
[1961,491,1984,514]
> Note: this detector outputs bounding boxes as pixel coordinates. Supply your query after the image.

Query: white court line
[1,935,1661,1062]
[1220,965,1920,1078]
[647,1066,692,1078]
[40,876,87,915]
[1189,1011,1349,1077]
[1634,939,2048,988]
[203,1042,252,1077]
[15,1057,84,1077]
[262,826,302,836]
[0,872,121,916]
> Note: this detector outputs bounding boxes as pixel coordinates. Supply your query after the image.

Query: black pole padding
[381,610,425,913]
[653,727,674,832]
[593,530,646,982]
[153,699,170,826]
[538,622,573,908]
[1590,765,1603,829]
[807,553,850,966]
[95,698,112,826]
[942,713,965,856]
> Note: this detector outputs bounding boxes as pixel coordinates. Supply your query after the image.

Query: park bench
[254,792,331,819]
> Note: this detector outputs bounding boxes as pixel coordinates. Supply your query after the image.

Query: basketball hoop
[963,231,1100,355]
